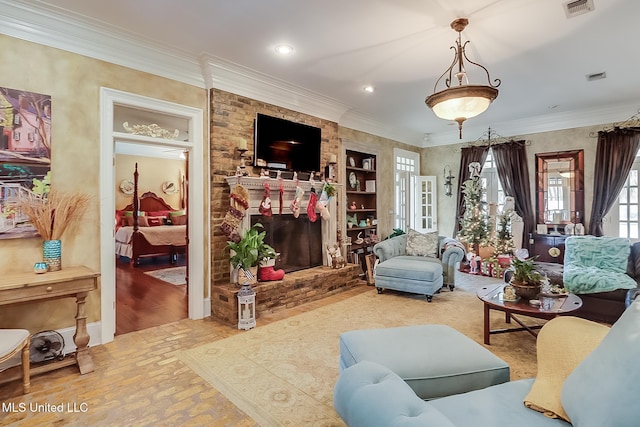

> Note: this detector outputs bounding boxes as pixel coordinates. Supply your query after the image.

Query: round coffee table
[477,283,582,344]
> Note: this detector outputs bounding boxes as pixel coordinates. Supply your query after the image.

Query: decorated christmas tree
[493,213,515,255]
[457,164,490,256]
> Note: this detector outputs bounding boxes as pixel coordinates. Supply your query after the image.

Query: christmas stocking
[220,184,249,242]
[307,187,318,222]
[290,186,304,218]
[279,179,284,215]
[258,265,285,281]
[259,181,272,216]
[317,188,330,221]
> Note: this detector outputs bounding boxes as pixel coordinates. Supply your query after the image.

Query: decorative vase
[34,262,48,274]
[510,281,541,300]
[43,239,62,271]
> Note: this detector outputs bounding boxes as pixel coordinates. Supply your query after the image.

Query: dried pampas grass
[19,191,91,240]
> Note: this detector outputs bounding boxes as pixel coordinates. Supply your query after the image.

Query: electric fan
[30,330,65,363]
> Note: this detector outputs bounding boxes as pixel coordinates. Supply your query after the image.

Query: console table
[0,266,99,377]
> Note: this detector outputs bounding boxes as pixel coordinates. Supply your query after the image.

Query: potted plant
[227,223,278,284]
[508,256,543,300]
[257,245,285,282]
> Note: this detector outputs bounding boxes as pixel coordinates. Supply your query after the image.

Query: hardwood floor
[0,284,370,426]
[115,255,188,335]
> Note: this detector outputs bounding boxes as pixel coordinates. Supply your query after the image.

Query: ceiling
[4,0,640,146]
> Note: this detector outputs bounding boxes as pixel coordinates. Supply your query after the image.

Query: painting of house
[0,87,51,238]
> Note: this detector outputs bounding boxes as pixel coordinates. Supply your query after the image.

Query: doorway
[114,145,189,334]
[100,88,206,345]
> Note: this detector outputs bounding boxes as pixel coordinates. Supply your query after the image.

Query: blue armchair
[373,234,465,302]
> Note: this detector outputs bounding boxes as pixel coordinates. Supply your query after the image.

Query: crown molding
[0,0,205,88]
[0,0,424,146]
[13,0,629,148]
[200,54,352,123]
[339,109,424,146]
[424,102,640,147]
[0,1,425,146]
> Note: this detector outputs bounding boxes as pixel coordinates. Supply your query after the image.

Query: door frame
[413,175,438,233]
[393,148,420,231]
[99,88,206,344]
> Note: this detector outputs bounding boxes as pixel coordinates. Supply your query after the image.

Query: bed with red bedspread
[115,189,187,266]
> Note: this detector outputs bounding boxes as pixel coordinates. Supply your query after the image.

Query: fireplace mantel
[225,175,341,266]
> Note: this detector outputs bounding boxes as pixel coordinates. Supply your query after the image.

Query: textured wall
[338,127,420,238]
[0,34,206,332]
[115,155,186,210]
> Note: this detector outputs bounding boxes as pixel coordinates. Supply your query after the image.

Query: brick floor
[0,284,369,426]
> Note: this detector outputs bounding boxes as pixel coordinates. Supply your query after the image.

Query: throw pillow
[146,216,164,226]
[561,301,640,426]
[405,228,438,258]
[146,210,170,218]
[523,316,609,420]
[171,215,187,225]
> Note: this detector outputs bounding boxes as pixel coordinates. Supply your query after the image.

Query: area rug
[143,266,186,285]
[179,278,542,426]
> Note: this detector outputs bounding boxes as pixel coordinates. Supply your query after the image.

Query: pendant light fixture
[425,18,501,138]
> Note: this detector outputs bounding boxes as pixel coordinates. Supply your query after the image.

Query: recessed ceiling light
[275,44,294,55]
[363,85,375,93]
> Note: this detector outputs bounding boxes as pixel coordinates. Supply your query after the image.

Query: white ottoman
[339,324,509,400]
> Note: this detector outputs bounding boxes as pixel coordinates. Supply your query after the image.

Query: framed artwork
[349,171,357,188]
[536,224,548,235]
[0,87,52,240]
[362,158,371,170]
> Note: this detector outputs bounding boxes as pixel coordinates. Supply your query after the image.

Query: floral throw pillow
[406,228,438,258]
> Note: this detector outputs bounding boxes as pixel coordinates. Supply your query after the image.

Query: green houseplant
[227,223,277,283]
[508,256,543,300]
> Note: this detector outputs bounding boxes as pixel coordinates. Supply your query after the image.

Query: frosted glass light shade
[426,85,498,121]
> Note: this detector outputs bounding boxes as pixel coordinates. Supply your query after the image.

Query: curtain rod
[589,109,640,137]
[458,127,530,150]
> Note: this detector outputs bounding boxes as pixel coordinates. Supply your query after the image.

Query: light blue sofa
[334,298,640,427]
[373,234,465,301]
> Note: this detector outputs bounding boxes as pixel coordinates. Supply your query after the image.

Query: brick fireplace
[211,176,361,326]
[225,175,339,266]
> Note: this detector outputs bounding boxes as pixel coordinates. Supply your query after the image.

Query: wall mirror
[535,150,584,231]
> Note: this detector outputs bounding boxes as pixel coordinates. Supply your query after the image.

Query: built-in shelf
[347,208,376,213]
[344,149,377,275]
[347,225,377,231]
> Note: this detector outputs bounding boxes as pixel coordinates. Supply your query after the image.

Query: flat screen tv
[254,113,321,172]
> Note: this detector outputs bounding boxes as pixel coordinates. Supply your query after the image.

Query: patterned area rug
[179,272,542,426]
[143,266,186,285]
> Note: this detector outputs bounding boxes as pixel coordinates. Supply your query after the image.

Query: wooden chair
[0,329,30,393]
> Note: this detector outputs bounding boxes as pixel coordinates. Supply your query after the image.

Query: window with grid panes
[481,149,505,212]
